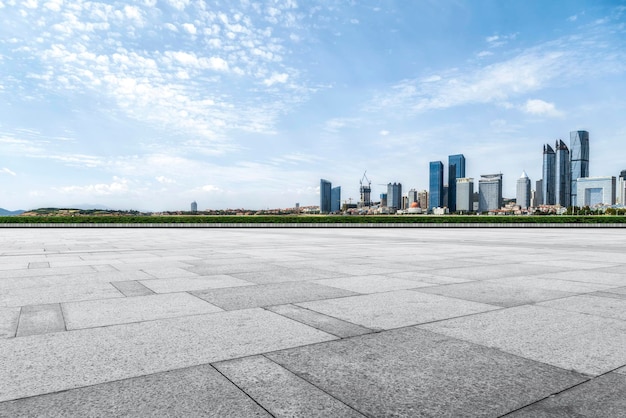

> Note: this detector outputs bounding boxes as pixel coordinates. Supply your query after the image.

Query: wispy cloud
[522,99,564,118]
[1,167,16,176]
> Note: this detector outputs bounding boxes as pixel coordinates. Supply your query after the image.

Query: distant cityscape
[320,130,626,215]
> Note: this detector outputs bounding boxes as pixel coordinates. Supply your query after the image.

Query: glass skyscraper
[331,186,341,212]
[478,174,502,212]
[387,183,402,210]
[542,144,556,205]
[429,161,444,211]
[455,178,474,212]
[570,130,589,207]
[448,154,466,212]
[320,179,332,213]
[516,171,531,209]
[555,140,571,207]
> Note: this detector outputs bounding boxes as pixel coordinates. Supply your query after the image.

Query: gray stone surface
[0,282,123,307]
[230,267,338,284]
[297,290,500,330]
[533,270,626,286]
[0,308,20,339]
[266,327,585,417]
[139,275,253,293]
[193,282,358,311]
[63,292,223,330]
[265,304,373,338]
[486,275,614,293]
[27,262,49,269]
[428,263,567,281]
[421,305,626,376]
[509,372,626,417]
[110,280,155,297]
[416,281,577,307]
[314,274,430,294]
[16,304,65,337]
[0,308,336,402]
[0,364,271,417]
[536,294,626,321]
[215,355,364,417]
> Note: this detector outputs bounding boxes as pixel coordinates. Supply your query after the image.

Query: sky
[1,0,625,211]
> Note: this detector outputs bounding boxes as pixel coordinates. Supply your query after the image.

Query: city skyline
[1,1,626,211]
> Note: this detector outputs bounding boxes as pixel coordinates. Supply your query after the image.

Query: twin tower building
[540,130,589,208]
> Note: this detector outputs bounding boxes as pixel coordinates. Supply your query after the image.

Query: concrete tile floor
[0,228,625,416]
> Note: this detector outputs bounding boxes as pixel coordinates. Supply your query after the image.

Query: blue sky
[1,0,625,211]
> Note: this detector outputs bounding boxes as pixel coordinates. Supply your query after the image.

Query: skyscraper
[190,201,198,212]
[387,183,402,210]
[478,174,502,212]
[535,180,543,206]
[542,144,556,205]
[516,171,531,209]
[320,179,332,213]
[331,186,341,212]
[448,154,466,212]
[429,161,444,211]
[619,170,626,206]
[407,189,418,206]
[570,130,590,207]
[456,178,474,212]
[555,139,571,207]
[418,190,428,210]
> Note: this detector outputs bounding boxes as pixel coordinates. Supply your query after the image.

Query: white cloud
[1,167,17,176]
[57,177,130,196]
[182,23,197,34]
[155,176,176,184]
[164,23,178,32]
[263,72,289,86]
[522,99,564,117]
[201,184,221,192]
[477,51,493,58]
[379,130,390,136]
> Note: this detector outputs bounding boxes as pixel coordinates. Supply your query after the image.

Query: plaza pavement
[0,227,625,417]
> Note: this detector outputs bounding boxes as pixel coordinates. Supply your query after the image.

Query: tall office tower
[535,180,543,206]
[387,183,402,209]
[530,190,537,208]
[429,161,444,210]
[380,193,387,207]
[555,140,571,207]
[331,186,341,212]
[448,154,466,212]
[408,189,418,205]
[542,144,556,205]
[576,177,616,206]
[320,179,332,213]
[619,170,626,206]
[516,171,531,209]
[455,178,474,212]
[418,190,428,209]
[478,174,503,212]
[190,201,198,213]
[570,130,590,207]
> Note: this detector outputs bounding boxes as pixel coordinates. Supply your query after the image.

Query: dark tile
[17,304,65,337]
[111,280,155,297]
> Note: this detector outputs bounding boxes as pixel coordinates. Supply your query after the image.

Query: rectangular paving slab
[0,364,271,417]
[314,275,431,294]
[296,290,500,330]
[110,280,155,297]
[508,372,626,418]
[420,305,626,376]
[415,281,577,307]
[16,304,65,337]
[214,355,364,417]
[0,307,20,339]
[62,292,223,330]
[0,308,336,402]
[266,327,585,417]
[265,304,374,338]
[139,275,253,293]
[536,294,626,321]
[230,267,338,284]
[0,282,124,308]
[192,282,358,311]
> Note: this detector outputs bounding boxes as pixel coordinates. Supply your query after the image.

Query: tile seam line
[260,353,370,417]
[497,365,626,417]
[209,363,277,418]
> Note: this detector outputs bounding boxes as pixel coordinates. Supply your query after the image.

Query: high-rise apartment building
[191,201,198,213]
[535,180,543,206]
[407,189,418,206]
[320,179,332,213]
[570,130,590,207]
[576,177,616,207]
[542,144,556,205]
[478,174,503,212]
[555,140,571,207]
[387,183,402,210]
[331,186,341,212]
[448,154,466,212]
[516,171,531,209]
[429,161,444,211]
[418,190,428,209]
[455,178,474,212]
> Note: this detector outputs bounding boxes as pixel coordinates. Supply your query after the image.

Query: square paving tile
[0,307,20,339]
[314,275,431,294]
[214,356,364,417]
[0,308,336,402]
[420,305,626,376]
[266,327,585,417]
[193,282,358,311]
[509,372,626,417]
[0,364,271,417]
[16,304,65,337]
[297,290,500,330]
[415,281,577,307]
[139,275,253,293]
[63,293,223,330]
[536,294,626,321]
